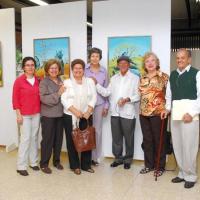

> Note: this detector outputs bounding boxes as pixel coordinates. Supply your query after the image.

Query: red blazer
[12,74,40,115]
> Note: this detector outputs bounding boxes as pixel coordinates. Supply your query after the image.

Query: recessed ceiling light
[28,0,48,6]
[87,22,93,27]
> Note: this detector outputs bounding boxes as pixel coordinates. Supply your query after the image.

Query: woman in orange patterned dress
[139,52,169,176]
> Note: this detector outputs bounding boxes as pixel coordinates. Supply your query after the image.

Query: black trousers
[40,116,64,168]
[111,116,136,164]
[63,114,92,170]
[140,115,167,169]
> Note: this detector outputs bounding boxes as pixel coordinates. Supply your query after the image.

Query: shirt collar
[86,64,105,72]
[21,74,36,80]
[118,69,131,77]
[176,64,191,74]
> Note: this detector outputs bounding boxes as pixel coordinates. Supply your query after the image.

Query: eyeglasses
[49,67,59,70]
[25,64,35,67]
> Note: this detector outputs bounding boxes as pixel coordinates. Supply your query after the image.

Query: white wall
[22,1,87,62]
[0,9,17,146]
[22,1,87,150]
[93,0,171,159]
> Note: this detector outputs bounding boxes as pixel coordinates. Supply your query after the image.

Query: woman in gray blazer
[39,59,65,174]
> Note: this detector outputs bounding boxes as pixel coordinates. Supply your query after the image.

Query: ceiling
[0,0,200,33]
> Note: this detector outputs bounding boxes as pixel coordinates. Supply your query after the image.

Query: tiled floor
[0,147,200,200]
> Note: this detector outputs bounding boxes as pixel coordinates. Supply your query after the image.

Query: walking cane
[155,119,165,181]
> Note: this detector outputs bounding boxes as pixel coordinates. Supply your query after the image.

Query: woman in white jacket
[61,59,97,175]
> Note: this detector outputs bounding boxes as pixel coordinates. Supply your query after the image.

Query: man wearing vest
[161,48,200,189]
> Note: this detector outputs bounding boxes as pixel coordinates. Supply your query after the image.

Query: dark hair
[88,47,102,60]
[22,57,36,69]
[71,59,85,70]
[44,59,62,76]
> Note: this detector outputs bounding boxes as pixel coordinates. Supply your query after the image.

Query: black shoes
[110,161,131,169]
[17,166,39,176]
[91,160,99,166]
[172,177,195,188]
[171,177,185,183]
[41,167,52,174]
[124,163,131,169]
[17,170,29,176]
[54,163,64,170]
[30,166,40,171]
[110,161,123,167]
[184,181,195,189]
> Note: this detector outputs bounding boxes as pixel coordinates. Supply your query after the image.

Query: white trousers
[92,104,104,162]
[17,113,40,170]
[171,119,199,182]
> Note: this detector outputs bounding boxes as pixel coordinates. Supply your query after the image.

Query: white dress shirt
[165,65,200,116]
[96,70,140,119]
[61,77,97,125]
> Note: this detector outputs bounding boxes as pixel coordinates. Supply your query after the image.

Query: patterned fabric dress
[139,71,169,116]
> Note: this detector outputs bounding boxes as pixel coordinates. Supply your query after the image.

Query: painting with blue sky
[34,37,70,79]
[108,36,151,77]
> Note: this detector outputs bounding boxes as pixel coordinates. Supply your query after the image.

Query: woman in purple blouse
[85,47,109,165]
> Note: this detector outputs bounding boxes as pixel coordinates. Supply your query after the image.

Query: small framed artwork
[108,36,151,77]
[34,37,70,79]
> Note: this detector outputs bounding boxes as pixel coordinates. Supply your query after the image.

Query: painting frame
[107,36,152,77]
[33,37,70,79]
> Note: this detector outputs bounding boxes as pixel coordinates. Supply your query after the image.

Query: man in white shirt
[161,48,200,189]
[93,56,140,169]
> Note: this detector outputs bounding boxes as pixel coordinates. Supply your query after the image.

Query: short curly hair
[142,52,160,72]
[88,47,102,60]
[71,59,85,70]
[44,59,62,76]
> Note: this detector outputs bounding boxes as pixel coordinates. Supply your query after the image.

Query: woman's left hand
[83,111,91,120]
[102,108,108,117]
[58,85,65,96]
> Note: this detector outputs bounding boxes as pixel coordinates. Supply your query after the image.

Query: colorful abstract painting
[34,37,70,79]
[108,36,151,77]
[0,43,3,87]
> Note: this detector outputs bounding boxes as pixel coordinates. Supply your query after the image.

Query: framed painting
[108,36,151,77]
[34,37,70,79]
[16,47,23,77]
[0,42,3,87]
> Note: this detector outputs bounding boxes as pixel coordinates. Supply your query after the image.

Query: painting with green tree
[108,36,151,77]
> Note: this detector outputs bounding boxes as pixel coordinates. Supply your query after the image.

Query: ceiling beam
[14,0,37,6]
[185,0,191,28]
[44,0,62,3]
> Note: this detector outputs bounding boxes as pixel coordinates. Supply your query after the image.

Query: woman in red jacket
[12,57,40,176]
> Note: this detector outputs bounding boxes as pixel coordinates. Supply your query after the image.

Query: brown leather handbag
[72,120,96,152]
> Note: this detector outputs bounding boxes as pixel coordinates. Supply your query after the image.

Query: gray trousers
[111,116,136,164]
[171,119,199,182]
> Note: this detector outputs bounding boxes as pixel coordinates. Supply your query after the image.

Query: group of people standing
[12,48,199,189]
